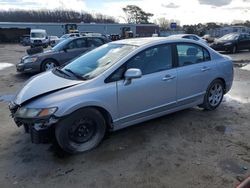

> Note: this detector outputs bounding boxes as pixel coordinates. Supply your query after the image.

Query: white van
[30,29,49,48]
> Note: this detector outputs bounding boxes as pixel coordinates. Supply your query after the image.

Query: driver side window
[105,44,173,83]
[67,41,76,49]
[126,45,173,75]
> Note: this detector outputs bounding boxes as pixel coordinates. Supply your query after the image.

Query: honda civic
[9,37,234,153]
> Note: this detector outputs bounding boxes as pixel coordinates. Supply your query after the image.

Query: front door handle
[162,75,176,81]
[201,66,211,72]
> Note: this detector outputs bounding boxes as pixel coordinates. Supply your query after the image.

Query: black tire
[55,108,106,154]
[26,46,43,55]
[41,59,58,72]
[200,79,224,111]
[230,45,237,54]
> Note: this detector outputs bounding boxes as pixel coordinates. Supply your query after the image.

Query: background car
[210,33,250,53]
[52,33,81,46]
[10,37,233,153]
[48,35,59,47]
[16,36,110,73]
[20,35,31,46]
[30,29,49,48]
[168,34,208,45]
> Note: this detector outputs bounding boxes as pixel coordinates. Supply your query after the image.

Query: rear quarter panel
[214,55,234,93]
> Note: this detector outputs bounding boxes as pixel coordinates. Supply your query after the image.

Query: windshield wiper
[64,69,86,80]
[54,67,70,77]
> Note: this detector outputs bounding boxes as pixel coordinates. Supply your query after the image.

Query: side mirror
[124,68,142,85]
[63,47,68,52]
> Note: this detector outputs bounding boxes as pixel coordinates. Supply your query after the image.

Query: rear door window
[176,43,210,66]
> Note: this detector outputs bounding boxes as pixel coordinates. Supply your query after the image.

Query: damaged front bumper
[9,102,59,144]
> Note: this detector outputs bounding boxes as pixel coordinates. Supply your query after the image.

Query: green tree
[122,5,153,24]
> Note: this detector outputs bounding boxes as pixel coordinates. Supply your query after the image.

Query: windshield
[50,36,58,40]
[220,34,239,40]
[31,32,45,38]
[52,38,71,51]
[62,43,137,80]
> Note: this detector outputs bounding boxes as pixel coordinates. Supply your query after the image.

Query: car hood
[38,49,56,56]
[14,71,83,105]
[30,37,46,40]
[23,49,56,59]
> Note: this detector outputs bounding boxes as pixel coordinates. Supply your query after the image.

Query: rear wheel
[55,108,106,154]
[200,79,224,110]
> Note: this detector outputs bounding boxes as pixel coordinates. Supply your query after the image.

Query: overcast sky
[0,0,250,25]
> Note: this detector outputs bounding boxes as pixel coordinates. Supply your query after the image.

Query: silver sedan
[10,37,234,153]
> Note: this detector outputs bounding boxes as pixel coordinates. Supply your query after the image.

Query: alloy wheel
[208,83,223,106]
[45,62,56,71]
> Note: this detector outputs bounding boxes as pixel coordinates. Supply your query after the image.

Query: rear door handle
[162,75,176,81]
[201,66,211,72]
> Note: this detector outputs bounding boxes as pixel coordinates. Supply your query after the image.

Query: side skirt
[113,94,204,131]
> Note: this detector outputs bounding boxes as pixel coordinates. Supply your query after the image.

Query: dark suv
[17,36,110,73]
[210,33,250,53]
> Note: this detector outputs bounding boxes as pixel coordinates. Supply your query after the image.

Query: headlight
[16,107,57,118]
[224,42,232,46]
[23,57,38,64]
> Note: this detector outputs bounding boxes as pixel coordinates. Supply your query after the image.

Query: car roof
[239,33,250,35]
[66,36,105,41]
[31,29,46,32]
[111,37,169,46]
[111,37,201,47]
[168,34,199,38]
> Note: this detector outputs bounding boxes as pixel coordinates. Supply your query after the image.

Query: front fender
[55,100,116,121]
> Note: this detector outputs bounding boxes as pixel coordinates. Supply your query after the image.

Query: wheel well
[89,106,113,131]
[216,78,226,93]
[41,58,59,70]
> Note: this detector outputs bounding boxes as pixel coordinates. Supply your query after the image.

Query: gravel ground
[0,44,249,188]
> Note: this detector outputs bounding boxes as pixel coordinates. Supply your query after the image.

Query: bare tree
[0,9,117,23]
[154,17,169,30]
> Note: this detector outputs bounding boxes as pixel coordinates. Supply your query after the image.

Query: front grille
[34,40,42,43]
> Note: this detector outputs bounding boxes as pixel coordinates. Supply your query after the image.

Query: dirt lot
[0,44,249,188]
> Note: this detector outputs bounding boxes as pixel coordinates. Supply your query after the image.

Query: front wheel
[200,79,224,110]
[230,45,237,54]
[41,59,58,72]
[55,108,106,154]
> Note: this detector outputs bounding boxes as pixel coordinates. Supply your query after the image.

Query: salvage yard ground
[0,44,249,188]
